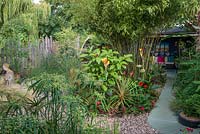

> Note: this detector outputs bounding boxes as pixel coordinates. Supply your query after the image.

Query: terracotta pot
[178,112,200,128]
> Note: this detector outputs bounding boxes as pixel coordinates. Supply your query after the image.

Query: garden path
[148,69,200,134]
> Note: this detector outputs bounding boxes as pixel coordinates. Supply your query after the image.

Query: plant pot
[178,112,200,128]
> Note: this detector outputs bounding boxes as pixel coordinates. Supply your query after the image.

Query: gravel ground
[92,113,160,134]
[119,113,159,134]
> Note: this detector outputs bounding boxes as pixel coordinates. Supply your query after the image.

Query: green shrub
[0,73,111,134]
[172,53,200,118]
[29,53,80,77]
[80,47,133,112]
[0,116,46,134]
[80,47,133,93]
[79,47,158,114]
[150,64,166,86]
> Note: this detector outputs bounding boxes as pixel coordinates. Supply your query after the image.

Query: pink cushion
[157,56,165,63]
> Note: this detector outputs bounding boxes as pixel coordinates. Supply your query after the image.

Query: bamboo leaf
[193,81,200,85]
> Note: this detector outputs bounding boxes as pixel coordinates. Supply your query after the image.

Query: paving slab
[148,69,200,134]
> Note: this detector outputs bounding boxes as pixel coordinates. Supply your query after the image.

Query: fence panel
[0,37,55,74]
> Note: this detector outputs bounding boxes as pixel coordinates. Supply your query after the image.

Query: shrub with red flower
[96,101,106,114]
[129,71,134,77]
[96,101,101,106]
[138,81,144,87]
[143,84,148,89]
[186,127,193,132]
[139,106,145,111]
[180,127,194,134]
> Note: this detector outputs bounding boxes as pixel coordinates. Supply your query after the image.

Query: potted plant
[177,93,200,128]
[172,53,200,128]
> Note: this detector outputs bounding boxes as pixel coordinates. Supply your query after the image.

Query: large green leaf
[101,84,108,92]
[193,81,200,85]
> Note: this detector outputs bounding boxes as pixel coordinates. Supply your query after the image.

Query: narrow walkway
[148,69,200,134]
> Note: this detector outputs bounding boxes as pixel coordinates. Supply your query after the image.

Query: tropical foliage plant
[78,46,159,114]
[80,47,133,92]
[109,78,157,114]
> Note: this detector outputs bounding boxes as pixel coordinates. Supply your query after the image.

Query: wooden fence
[0,36,55,74]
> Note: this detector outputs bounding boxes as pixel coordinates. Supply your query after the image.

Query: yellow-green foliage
[0,0,32,27]
[0,0,51,47]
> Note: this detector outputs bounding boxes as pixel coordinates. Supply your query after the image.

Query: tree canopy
[0,0,33,29]
[39,0,72,37]
[71,0,200,42]
[0,0,50,46]
[0,0,199,48]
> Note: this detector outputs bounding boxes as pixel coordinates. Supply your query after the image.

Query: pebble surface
[93,113,160,134]
[119,113,159,134]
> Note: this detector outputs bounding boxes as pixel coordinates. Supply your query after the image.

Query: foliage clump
[172,53,200,118]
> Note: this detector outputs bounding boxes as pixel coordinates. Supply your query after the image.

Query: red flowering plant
[126,78,157,114]
[138,106,145,111]
[93,91,109,114]
[96,101,101,106]
[138,81,144,87]
[135,95,151,113]
[138,80,150,91]
[121,70,134,78]
[80,47,133,114]
[120,79,158,114]
[179,127,194,134]
[109,78,134,115]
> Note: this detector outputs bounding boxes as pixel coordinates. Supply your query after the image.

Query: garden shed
[153,25,198,68]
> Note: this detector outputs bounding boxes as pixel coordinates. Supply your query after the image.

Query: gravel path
[92,113,159,134]
[119,113,159,134]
